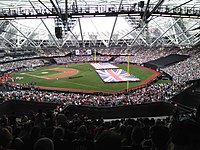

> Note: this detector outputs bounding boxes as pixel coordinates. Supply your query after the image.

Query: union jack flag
[96,69,140,83]
[91,63,119,70]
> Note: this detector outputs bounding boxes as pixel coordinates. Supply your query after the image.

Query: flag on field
[96,69,140,83]
[90,63,119,70]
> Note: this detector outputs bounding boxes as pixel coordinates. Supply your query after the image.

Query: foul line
[21,73,51,79]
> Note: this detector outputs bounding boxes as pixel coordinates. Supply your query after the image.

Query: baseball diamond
[9,63,160,94]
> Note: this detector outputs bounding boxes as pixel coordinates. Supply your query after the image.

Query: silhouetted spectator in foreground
[170,119,200,150]
[150,125,170,150]
[0,115,8,126]
[195,104,200,123]
[33,137,54,150]
[52,127,66,150]
[131,126,145,150]
[121,125,133,146]
[35,109,46,129]
[24,126,42,150]
[0,128,13,150]
[72,125,94,150]
[95,130,121,150]
[11,137,24,150]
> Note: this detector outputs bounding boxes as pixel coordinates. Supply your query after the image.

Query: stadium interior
[0,0,200,150]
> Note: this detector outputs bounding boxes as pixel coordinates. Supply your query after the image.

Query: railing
[0,4,200,19]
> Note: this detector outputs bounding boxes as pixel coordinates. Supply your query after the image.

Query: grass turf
[10,64,154,92]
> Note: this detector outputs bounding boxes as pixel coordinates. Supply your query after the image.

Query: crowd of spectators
[54,56,74,64]
[97,47,128,55]
[0,59,44,72]
[54,55,112,64]
[0,82,189,107]
[0,46,189,65]
[161,48,200,83]
[112,47,180,64]
[39,48,73,57]
[0,46,200,150]
[107,47,200,83]
[0,47,198,106]
[0,49,40,63]
[0,105,200,150]
[114,56,136,63]
[51,46,200,83]
[72,56,95,62]
[0,46,198,108]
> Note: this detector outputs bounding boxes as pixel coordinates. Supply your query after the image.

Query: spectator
[170,119,200,150]
[95,130,121,150]
[35,109,46,129]
[0,115,8,126]
[150,125,170,150]
[33,137,54,150]
[130,126,145,150]
[52,127,66,150]
[24,126,42,150]
[0,128,13,150]
[11,137,24,150]
[72,125,94,150]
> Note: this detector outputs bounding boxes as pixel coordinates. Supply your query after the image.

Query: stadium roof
[0,0,200,49]
[0,0,199,7]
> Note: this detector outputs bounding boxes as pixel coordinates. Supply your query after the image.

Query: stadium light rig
[38,0,69,38]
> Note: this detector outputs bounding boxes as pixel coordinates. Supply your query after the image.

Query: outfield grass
[156,79,172,84]
[10,64,154,92]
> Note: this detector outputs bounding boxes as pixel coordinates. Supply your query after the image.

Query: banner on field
[96,69,140,83]
[90,63,119,70]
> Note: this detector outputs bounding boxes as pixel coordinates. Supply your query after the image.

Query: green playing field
[10,64,154,92]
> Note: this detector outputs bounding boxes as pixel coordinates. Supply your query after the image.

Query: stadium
[0,0,200,150]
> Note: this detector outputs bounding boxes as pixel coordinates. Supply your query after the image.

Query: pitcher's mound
[43,68,79,79]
